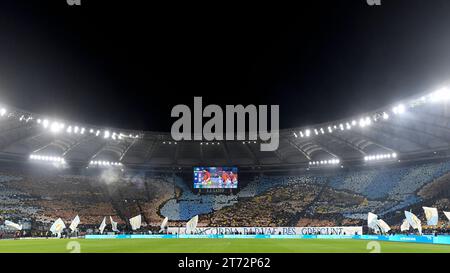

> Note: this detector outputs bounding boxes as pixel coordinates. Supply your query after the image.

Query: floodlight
[430,87,450,102]
[43,119,49,128]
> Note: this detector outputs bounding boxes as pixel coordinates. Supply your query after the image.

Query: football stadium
[2,78,450,253]
[1,1,450,266]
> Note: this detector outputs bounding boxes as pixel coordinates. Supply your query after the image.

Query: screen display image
[193,167,238,189]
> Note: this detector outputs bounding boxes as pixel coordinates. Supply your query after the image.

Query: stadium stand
[1,88,450,235]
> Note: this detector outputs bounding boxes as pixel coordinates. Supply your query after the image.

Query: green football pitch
[0,238,449,253]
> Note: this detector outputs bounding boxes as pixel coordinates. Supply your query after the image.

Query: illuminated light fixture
[320,128,325,134]
[392,104,405,115]
[50,122,62,133]
[89,160,122,167]
[96,130,100,136]
[346,123,351,130]
[104,130,110,139]
[299,131,304,138]
[67,126,73,134]
[89,129,94,133]
[42,119,49,129]
[365,117,372,126]
[314,129,319,135]
[80,128,85,134]
[305,129,311,137]
[309,158,340,166]
[351,120,357,126]
[74,126,79,134]
[30,154,66,164]
[327,126,332,133]
[429,87,450,103]
[293,132,298,138]
[359,118,366,128]
[364,152,397,162]
[0,108,6,116]
[382,112,389,120]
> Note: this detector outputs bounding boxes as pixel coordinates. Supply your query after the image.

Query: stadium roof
[1,86,450,169]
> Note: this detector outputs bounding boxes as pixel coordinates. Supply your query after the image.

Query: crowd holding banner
[4,206,450,238]
[367,207,449,235]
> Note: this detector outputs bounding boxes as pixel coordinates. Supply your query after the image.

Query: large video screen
[193,167,238,189]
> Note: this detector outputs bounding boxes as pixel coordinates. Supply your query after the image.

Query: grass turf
[0,238,449,253]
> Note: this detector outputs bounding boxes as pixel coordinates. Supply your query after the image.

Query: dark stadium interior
[1,0,450,244]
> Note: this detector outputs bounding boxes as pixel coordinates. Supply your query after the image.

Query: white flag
[400,219,410,232]
[422,207,438,226]
[444,211,450,221]
[5,220,22,231]
[129,215,142,230]
[69,215,80,232]
[405,211,422,235]
[376,219,391,233]
[186,215,198,234]
[367,212,378,230]
[99,217,107,234]
[50,218,66,235]
[159,217,168,233]
[110,216,119,232]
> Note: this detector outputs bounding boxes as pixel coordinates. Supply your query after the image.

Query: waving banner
[110,216,119,232]
[376,219,391,233]
[444,211,450,222]
[186,215,199,234]
[5,220,22,231]
[422,207,438,226]
[69,215,80,232]
[400,219,410,232]
[50,218,66,236]
[99,217,107,234]
[160,217,169,233]
[405,211,422,235]
[130,215,142,230]
[367,212,379,231]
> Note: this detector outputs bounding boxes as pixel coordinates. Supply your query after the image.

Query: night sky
[0,0,450,131]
